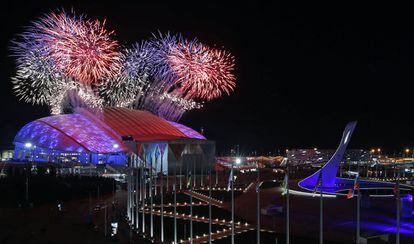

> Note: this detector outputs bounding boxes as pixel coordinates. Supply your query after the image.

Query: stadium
[13,107,211,169]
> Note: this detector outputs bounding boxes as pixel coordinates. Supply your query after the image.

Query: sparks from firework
[96,36,202,121]
[97,42,153,107]
[167,41,236,100]
[33,11,121,84]
[11,41,62,105]
[121,33,197,121]
[11,13,236,121]
[140,92,202,121]
[145,32,182,89]
[130,32,235,120]
[108,32,235,120]
[50,81,103,115]
[144,32,236,101]
[11,10,116,114]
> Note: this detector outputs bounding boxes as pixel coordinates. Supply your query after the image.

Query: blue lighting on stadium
[13,108,205,165]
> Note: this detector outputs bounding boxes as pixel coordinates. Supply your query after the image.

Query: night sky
[1,2,414,155]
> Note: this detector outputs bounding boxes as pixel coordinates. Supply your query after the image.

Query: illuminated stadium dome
[13,108,205,165]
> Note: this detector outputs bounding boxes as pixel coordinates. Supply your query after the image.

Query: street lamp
[405,148,410,157]
[24,142,33,206]
[256,161,262,244]
[231,157,241,244]
[235,158,241,165]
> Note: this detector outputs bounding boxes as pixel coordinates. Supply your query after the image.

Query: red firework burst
[168,42,236,100]
[36,12,120,84]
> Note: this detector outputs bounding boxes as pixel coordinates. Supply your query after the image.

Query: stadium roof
[14,107,205,154]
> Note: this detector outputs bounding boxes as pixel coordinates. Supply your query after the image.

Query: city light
[24,142,32,148]
[235,158,241,164]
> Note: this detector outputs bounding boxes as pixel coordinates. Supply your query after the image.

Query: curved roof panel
[166,121,205,140]
[14,108,205,153]
[15,120,85,152]
[101,108,188,141]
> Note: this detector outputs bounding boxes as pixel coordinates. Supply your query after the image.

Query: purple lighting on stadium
[14,108,205,160]
[15,113,122,153]
[166,121,205,139]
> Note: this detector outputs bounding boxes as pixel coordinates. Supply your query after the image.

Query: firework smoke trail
[139,92,202,121]
[50,81,104,114]
[33,11,121,84]
[156,93,202,121]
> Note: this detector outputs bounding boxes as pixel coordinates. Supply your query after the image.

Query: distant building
[1,150,13,161]
[287,148,333,165]
[343,149,371,164]
[287,148,372,165]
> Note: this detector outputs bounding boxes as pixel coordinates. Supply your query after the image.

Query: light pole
[160,149,164,243]
[256,163,261,244]
[141,156,146,235]
[190,156,196,244]
[179,161,183,190]
[132,155,137,230]
[374,148,385,178]
[135,157,139,231]
[285,157,290,244]
[209,153,212,244]
[104,203,108,237]
[319,172,323,244]
[126,164,130,222]
[149,153,154,240]
[231,157,241,244]
[24,142,33,206]
[396,166,400,244]
[356,162,360,244]
[174,156,177,244]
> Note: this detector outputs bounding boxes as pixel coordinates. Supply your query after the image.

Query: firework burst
[145,32,181,87]
[167,41,236,100]
[146,32,236,100]
[11,12,237,121]
[97,42,152,107]
[11,10,117,114]
[33,11,121,84]
[11,44,61,105]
